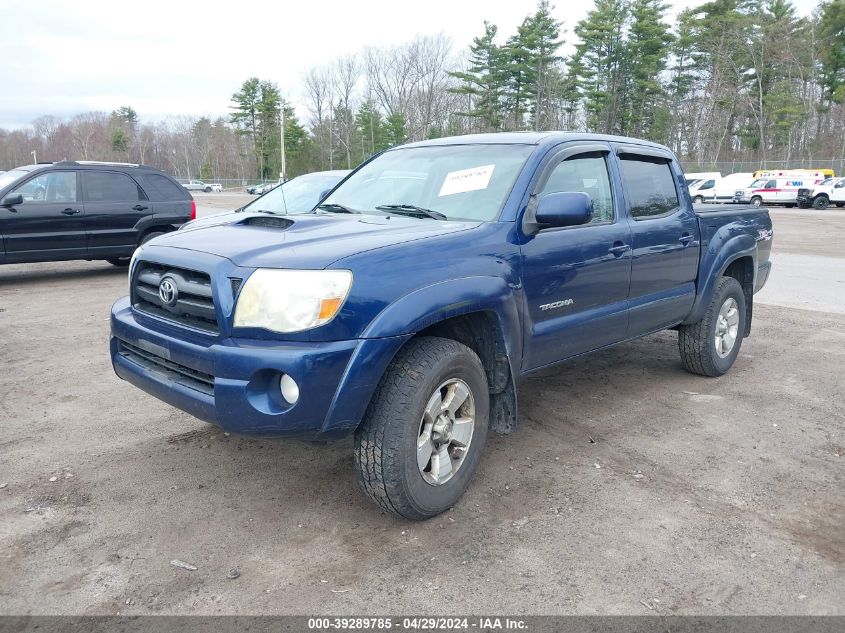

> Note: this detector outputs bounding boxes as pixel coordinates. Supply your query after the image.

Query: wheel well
[139,226,174,244]
[722,256,754,337]
[416,311,517,434]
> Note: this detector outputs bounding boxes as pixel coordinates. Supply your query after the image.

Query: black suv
[0,161,195,266]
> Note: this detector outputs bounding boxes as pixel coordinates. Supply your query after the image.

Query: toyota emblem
[158,277,178,306]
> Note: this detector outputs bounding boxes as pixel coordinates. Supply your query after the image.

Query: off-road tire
[354,336,489,520]
[813,195,829,210]
[678,276,747,377]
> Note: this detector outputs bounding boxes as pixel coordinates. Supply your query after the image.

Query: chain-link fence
[176,178,272,192]
[680,158,845,176]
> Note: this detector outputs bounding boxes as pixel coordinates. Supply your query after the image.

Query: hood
[150,212,480,269]
[178,210,243,232]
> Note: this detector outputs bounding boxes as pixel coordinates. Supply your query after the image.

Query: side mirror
[2,193,23,207]
[535,192,593,228]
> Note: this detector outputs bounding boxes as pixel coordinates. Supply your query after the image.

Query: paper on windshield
[438,164,495,197]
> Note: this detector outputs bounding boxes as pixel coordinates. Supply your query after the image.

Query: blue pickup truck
[110,132,773,519]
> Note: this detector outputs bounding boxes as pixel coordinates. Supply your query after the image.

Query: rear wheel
[751,196,762,207]
[813,195,829,210]
[354,336,489,520]
[837,203,844,208]
[785,203,795,208]
[678,276,747,377]
[204,186,211,193]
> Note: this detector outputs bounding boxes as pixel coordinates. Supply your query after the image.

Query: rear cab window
[619,156,680,219]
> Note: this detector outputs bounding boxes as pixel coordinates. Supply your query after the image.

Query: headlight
[233,269,353,333]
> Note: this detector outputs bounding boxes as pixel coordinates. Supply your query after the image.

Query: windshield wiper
[375,204,447,220]
[317,203,361,214]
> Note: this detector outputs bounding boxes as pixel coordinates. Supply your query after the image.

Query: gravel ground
[0,203,843,615]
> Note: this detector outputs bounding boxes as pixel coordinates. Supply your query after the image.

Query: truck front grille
[132,262,218,333]
[117,339,214,395]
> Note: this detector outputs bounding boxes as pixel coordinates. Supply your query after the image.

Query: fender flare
[321,276,523,436]
[685,232,757,324]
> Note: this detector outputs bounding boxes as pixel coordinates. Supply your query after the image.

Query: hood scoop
[240,216,294,229]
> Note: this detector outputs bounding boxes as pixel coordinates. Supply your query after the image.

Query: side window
[540,154,614,223]
[84,171,140,202]
[701,179,715,190]
[619,156,680,219]
[765,180,777,189]
[12,172,77,203]
[142,173,188,201]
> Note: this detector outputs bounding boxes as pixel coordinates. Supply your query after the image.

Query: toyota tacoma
[110,133,773,520]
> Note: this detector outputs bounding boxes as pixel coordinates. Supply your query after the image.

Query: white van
[688,176,720,203]
[734,175,823,207]
[712,173,755,203]
[797,177,845,209]
[685,171,721,186]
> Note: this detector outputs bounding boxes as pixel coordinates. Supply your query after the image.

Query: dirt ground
[0,204,843,615]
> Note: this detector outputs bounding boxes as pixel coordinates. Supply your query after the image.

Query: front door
[82,170,149,255]
[1,170,85,262]
[521,147,633,370]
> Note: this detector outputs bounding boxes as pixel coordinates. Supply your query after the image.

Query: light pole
[31,150,37,164]
[279,106,286,183]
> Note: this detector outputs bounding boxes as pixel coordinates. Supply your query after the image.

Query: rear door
[617,148,700,336]
[1,170,85,261]
[82,170,150,256]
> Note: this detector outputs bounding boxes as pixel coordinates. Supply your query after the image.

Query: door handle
[679,233,693,245]
[61,208,80,215]
[608,242,630,256]
[133,204,149,211]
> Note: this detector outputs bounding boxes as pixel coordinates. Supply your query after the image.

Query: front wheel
[813,196,829,210]
[693,195,704,204]
[679,276,747,377]
[354,336,489,520]
[751,196,762,207]
[836,203,844,208]
[204,186,212,193]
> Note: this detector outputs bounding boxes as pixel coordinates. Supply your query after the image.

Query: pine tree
[624,0,673,139]
[521,1,563,131]
[571,0,629,133]
[449,22,506,131]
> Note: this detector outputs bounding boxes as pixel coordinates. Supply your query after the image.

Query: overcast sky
[0,0,821,130]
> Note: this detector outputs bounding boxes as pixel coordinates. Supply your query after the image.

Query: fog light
[279,373,299,405]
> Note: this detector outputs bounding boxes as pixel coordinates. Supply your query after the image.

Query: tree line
[1,0,843,180]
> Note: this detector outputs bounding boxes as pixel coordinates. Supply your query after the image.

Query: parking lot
[1,200,843,615]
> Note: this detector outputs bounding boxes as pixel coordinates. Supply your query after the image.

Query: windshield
[0,169,31,189]
[321,144,534,222]
[749,178,768,188]
[243,172,345,214]
[819,177,834,186]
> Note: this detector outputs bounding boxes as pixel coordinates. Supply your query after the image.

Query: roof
[400,131,671,153]
[12,161,162,173]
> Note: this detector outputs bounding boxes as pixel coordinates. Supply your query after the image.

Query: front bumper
[110,297,407,439]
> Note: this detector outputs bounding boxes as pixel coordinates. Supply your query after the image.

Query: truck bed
[694,203,765,216]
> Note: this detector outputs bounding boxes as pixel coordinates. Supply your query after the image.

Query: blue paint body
[109,133,773,439]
